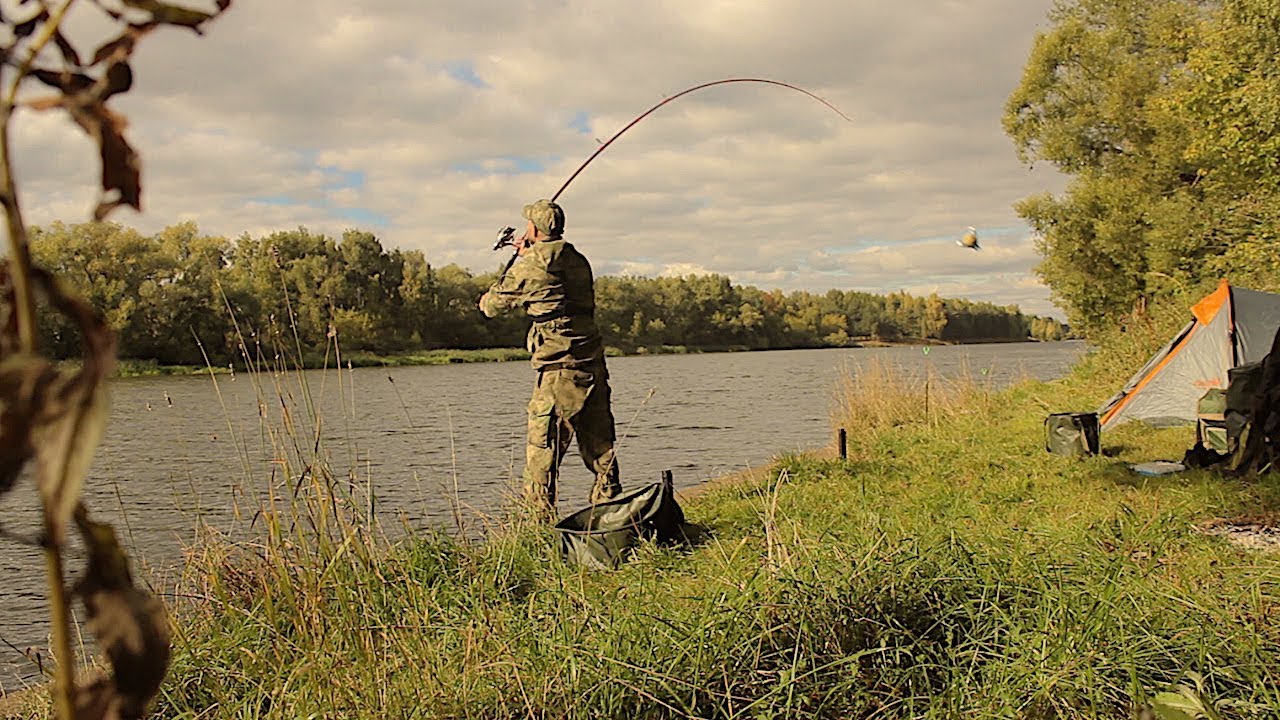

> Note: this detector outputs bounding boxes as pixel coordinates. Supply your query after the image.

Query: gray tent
[1099,281,1280,429]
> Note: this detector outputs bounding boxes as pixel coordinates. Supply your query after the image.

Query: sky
[12,0,1068,316]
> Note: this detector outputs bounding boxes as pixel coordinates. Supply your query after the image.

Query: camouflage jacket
[480,239,605,370]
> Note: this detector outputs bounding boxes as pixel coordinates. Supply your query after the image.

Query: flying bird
[958,227,980,250]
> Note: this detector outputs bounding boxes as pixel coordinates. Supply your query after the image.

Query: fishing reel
[493,226,517,251]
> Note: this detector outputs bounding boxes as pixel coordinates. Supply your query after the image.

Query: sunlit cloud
[14,0,1067,316]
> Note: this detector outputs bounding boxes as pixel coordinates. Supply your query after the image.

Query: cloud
[15,0,1068,316]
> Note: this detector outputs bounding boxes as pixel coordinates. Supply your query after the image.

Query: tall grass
[830,356,999,445]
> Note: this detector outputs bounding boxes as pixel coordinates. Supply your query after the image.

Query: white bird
[958,227,980,250]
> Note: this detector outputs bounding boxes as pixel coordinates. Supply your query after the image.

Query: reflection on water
[0,341,1085,688]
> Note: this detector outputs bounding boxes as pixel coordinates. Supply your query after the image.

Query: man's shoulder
[531,239,590,265]
[546,239,590,261]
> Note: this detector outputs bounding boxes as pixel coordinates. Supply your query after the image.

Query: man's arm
[479,257,532,318]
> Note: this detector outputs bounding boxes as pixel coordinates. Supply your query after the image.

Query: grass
[15,300,1280,718]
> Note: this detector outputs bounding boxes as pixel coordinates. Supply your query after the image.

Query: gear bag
[555,473,685,570]
[1044,412,1100,457]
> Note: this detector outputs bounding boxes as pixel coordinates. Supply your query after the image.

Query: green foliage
[1005,0,1212,336]
[1007,0,1280,337]
[30,222,1063,368]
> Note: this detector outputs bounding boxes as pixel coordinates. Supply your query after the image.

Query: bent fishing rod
[492,77,852,276]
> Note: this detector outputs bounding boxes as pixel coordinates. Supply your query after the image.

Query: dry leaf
[30,270,115,543]
[19,5,228,222]
[121,0,215,32]
[102,62,133,101]
[32,68,96,93]
[0,353,55,495]
[0,265,118,537]
[90,23,157,66]
[53,28,83,67]
[73,507,171,720]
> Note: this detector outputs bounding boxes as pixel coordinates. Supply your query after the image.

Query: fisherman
[478,199,622,519]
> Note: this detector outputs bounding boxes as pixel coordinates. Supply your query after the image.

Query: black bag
[1045,412,1100,456]
[554,474,685,570]
[1226,361,1264,414]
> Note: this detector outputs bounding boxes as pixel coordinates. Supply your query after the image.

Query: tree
[922,293,948,339]
[1159,0,1280,293]
[1004,0,1212,335]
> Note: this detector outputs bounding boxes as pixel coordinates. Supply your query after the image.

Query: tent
[1098,280,1280,429]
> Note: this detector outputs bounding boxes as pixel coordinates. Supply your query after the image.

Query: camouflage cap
[522,199,565,238]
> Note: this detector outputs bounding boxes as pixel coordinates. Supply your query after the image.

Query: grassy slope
[127,337,1280,719]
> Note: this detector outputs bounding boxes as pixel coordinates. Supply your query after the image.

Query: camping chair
[1196,388,1228,453]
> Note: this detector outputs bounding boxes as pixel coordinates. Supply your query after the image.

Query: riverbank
[113,347,535,377]
[119,348,1274,717]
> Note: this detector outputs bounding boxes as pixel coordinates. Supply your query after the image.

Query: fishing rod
[493,77,852,276]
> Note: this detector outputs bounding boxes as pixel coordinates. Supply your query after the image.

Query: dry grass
[830,356,999,444]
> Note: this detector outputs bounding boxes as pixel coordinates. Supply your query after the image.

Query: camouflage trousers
[522,361,622,518]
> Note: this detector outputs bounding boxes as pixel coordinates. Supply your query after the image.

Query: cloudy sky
[14,0,1067,315]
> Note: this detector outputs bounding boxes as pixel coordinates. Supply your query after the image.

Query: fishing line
[550,77,853,202]
[496,77,851,274]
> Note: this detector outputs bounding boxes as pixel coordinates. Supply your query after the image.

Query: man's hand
[477,291,490,310]
[516,219,538,255]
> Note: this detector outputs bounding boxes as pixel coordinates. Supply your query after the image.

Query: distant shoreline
[111,337,1073,379]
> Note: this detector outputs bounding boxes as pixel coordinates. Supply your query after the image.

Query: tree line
[1006,0,1280,337]
[28,221,1068,366]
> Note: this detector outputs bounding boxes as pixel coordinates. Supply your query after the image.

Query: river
[0,341,1086,689]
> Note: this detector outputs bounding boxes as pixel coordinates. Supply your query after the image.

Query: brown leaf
[90,23,157,66]
[61,99,142,219]
[31,68,95,93]
[91,37,129,66]
[26,270,116,543]
[33,372,109,543]
[73,507,171,720]
[53,29,83,67]
[102,62,133,100]
[0,353,54,496]
[121,0,215,32]
[97,109,141,214]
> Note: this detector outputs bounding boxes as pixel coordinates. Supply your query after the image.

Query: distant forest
[28,222,1069,366]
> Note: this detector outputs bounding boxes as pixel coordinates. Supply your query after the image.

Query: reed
[830,356,999,446]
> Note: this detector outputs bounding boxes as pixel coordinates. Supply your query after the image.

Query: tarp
[1099,281,1280,429]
